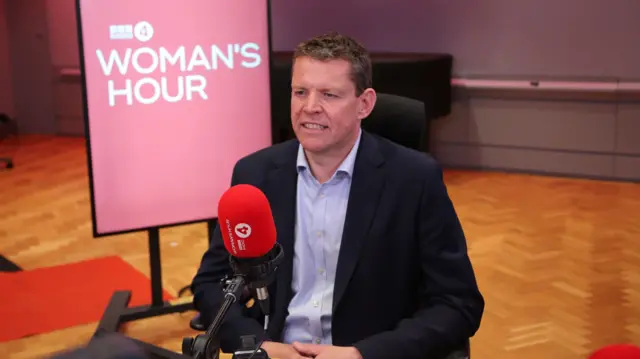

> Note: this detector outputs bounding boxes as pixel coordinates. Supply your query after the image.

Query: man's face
[290,56,375,156]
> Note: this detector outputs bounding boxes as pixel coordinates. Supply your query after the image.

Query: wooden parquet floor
[1,135,639,359]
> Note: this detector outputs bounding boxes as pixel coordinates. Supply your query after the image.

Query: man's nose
[303,93,322,113]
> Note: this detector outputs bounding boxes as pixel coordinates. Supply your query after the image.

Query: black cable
[246,338,265,359]
[177,284,192,297]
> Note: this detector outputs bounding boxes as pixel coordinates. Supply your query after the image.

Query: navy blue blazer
[191,130,484,359]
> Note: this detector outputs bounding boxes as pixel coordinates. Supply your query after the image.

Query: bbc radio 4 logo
[96,20,263,107]
[109,21,154,42]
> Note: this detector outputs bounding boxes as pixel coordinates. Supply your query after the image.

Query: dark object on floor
[0,113,17,170]
[0,254,21,272]
[49,333,151,359]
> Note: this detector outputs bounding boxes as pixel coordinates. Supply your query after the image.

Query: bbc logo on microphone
[234,223,252,239]
[234,224,251,251]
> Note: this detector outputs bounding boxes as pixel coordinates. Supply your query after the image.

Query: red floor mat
[0,256,174,342]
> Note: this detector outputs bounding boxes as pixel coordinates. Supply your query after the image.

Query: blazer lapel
[260,141,298,337]
[333,132,386,312]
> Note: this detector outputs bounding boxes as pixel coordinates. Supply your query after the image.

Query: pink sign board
[76,0,273,236]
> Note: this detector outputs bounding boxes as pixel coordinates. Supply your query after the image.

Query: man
[191,32,484,359]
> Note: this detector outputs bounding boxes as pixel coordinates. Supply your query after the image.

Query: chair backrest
[361,93,427,152]
[362,93,472,359]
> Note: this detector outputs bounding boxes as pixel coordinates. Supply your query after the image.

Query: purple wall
[2,0,639,181]
[269,0,640,79]
[0,0,14,118]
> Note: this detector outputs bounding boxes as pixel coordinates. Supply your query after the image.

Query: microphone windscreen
[588,344,640,359]
[218,184,276,258]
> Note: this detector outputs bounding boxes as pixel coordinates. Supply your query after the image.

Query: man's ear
[357,88,377,120]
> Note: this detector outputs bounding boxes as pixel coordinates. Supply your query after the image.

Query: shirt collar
[296,128,362,178]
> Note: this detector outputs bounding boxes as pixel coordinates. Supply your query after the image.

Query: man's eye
[324,93,336,98]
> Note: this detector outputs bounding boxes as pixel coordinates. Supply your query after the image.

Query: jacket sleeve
[190,162,269,353]
[353,163,484,359]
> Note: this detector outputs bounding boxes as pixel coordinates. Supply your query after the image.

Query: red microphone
[218,184,277,258]
[217,184,283,318]
[588,344,640,359]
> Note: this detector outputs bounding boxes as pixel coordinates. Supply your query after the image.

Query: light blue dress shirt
[281,130,362,345]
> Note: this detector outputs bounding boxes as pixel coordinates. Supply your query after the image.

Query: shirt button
[316,231,322,238]
[312,300,319,307]
[318,268,325,275]
[315,338,321,344]
[319,193,325,198]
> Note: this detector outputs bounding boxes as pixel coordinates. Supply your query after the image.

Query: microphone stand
[182,275,245,359]
[182,243,283,359]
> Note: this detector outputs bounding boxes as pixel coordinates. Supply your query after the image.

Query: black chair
[189,93,470,359]
[362,92,428,152]
[363,93,470,359]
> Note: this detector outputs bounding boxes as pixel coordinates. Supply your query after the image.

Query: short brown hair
[293,31,372,96]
